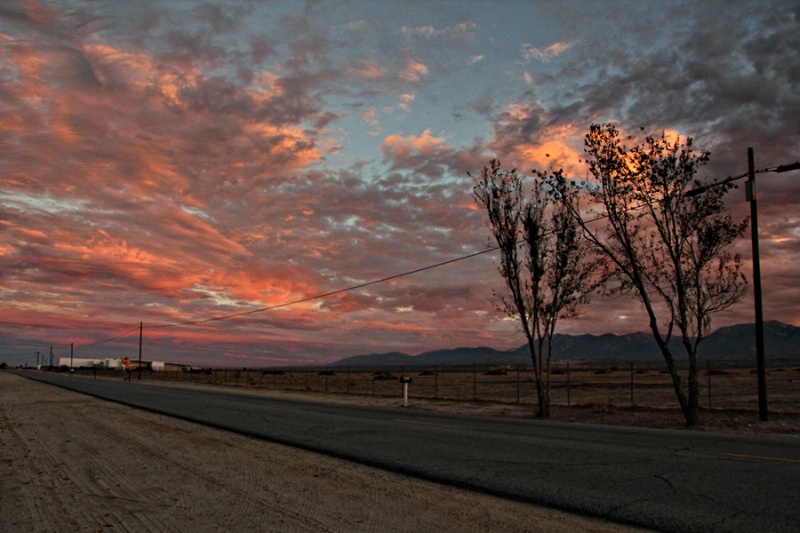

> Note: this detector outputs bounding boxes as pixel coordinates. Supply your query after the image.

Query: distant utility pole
[70,343,74,370]
[138,322,143,380]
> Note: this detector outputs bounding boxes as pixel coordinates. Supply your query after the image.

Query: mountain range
[330,321,800,368]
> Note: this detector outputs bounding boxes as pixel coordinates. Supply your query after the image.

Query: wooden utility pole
[138,322,143,380]
[747,148,768,422]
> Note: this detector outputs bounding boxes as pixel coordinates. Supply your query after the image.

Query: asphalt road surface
[19,371,800,532]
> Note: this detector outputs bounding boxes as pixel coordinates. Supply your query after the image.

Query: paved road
[18,371,800,532]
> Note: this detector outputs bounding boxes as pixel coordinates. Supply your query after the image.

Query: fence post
[630,361,634,407]
[473,365,477,401]
[516,365,521,403]
[346,366,351,394]
[707,359,712,410]
[434,367,439,399]
[567,362,570,407]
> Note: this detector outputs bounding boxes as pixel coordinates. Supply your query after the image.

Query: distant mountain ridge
[330,321,800,368]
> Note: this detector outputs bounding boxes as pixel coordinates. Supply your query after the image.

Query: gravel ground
[0,371,648,533]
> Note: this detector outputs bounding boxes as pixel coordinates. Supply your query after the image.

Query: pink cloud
[396,57,428,84]
[348,59,385,79]
[520,41,575,63]
[2,1,798,368]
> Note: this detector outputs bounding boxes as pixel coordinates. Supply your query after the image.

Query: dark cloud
[2,0,798,367]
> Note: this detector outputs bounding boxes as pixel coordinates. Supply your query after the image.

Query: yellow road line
[719,453,800,464]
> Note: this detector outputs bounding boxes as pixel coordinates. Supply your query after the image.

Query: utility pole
[671,149,800,422]
[70,343,74,370]
[747,148,768,422]
[745,148,769,422]
[138,321,143,380]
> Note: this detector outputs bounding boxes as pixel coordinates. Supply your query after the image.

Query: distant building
[56,358,188,371]
[163,362,192,372]
[58,357,124,369]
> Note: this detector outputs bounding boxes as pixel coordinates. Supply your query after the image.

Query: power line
[3,168,749,351]
[1,245,501,349]
[147,245,501,329]
[79,326,142,347]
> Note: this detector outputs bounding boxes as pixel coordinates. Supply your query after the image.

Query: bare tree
[472,160,596,418]
[558,124,748,426]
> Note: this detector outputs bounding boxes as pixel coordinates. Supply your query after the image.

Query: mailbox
[399,376,412,383]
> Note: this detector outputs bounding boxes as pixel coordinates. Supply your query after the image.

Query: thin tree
[556,124,747,426]
[472,160,596,418]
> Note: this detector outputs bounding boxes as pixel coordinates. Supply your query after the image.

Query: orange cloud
[380,129,448,161]
[493,106,585,174]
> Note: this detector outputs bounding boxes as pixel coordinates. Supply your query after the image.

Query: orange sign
[122,357,130,367]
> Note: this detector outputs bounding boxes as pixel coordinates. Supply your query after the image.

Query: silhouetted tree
[556,124,748,426]
[472,160,597,418]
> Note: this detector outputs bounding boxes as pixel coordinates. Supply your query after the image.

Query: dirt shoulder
[0,371,647,533]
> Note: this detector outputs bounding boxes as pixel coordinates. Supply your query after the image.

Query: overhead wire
[2,245,503,349]
[148,246,501,328]
[4,168,750,353]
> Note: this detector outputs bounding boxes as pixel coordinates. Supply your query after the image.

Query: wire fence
[57,361,800,414]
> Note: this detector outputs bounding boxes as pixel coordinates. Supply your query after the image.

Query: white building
[58,357,124,369]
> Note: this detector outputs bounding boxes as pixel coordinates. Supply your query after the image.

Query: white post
[400,376,412,407]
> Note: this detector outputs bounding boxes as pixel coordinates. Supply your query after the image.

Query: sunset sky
[2,0,799,367]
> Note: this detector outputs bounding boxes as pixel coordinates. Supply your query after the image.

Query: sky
[1,0,799,368]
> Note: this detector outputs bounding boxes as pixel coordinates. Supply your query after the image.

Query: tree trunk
[659,346,698,426]
[529,340,550,418]
[686,354,700,426]
[534,377,548,418]
[643,306,697,426]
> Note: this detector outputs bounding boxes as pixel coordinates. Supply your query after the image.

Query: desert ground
[0,371,652,533]
[3,366,799,533]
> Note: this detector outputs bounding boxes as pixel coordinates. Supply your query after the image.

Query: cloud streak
[1,0,798,367]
